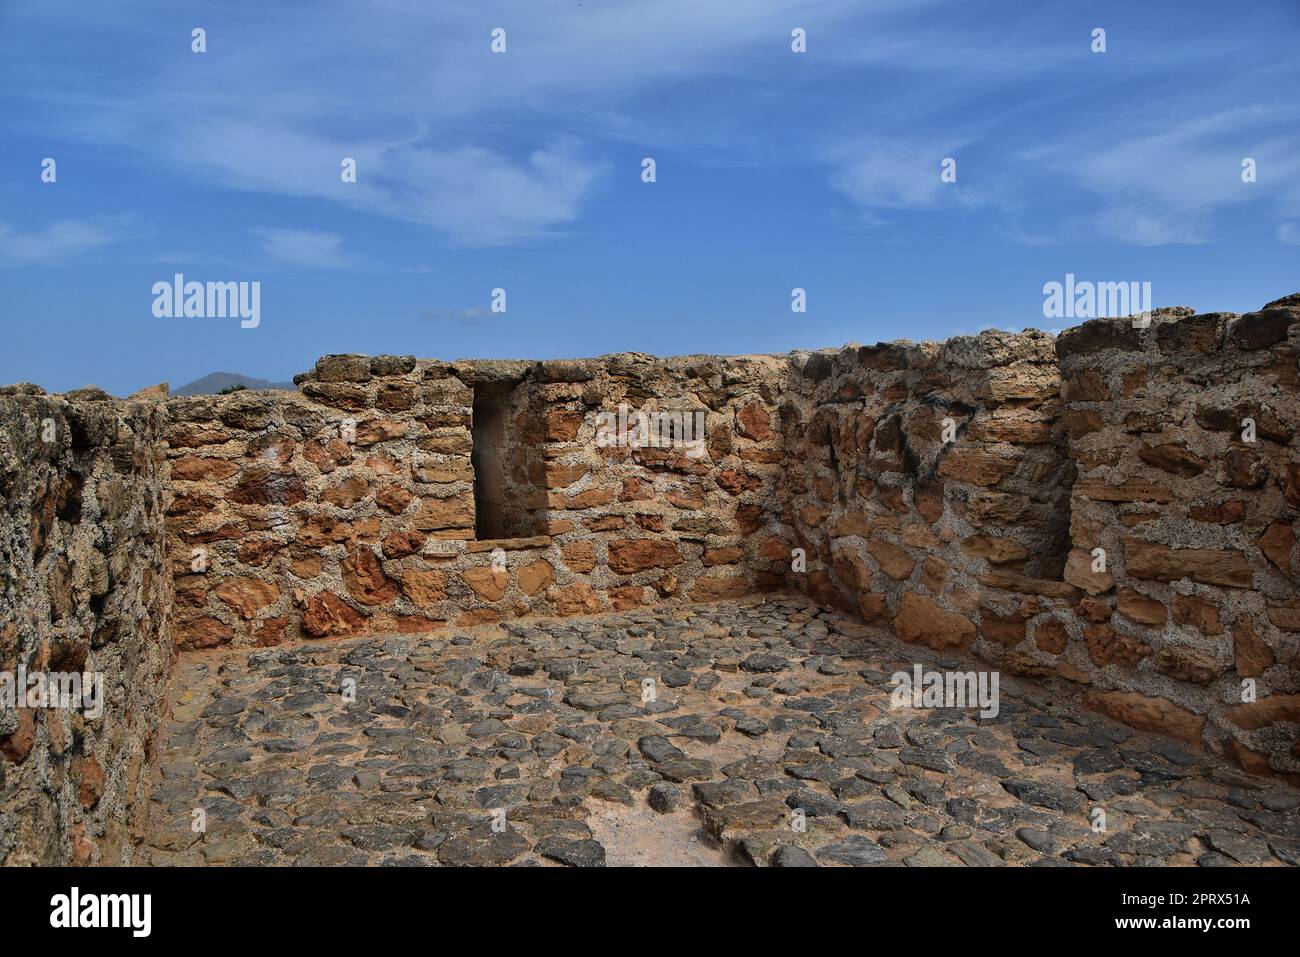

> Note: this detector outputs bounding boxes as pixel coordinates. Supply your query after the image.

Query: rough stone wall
[164,352,789,649]
[778,295,1299,782]
[779,328,1074,661]
[0,388,172,864]
[7,294,1290,804]
[1056,296,1300,777]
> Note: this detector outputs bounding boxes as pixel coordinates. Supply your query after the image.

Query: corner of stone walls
[9,291,1290,839]
[778,295,1299,784]
[155,301,1300,783]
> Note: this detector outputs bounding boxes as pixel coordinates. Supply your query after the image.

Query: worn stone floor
[141,597,1300,867]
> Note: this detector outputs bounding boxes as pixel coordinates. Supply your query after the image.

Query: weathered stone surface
[1155,646,1222,684]
[382,529,426,558]
[980,611,1024,647]
[177,616,233,650]
[323,476,369,507]
[690,574,750,601]
[938,448,1017,486]
[0,393,171,864]
[960,535,1028,564]
[548,583,603,616]
[302,592,365,637]
[438,824,530,867]
[1034,618,1068,654]
[561,541,598,573]
[1124,540,1253,588]
[735,401,772,440]
[517,559,555,596]
[1082,691,1205,747]
[607,539,684,574]
[1138,442,1206,477]
[1232,618,1274,678]
[341,547,399,605]
[1084,624,1151,668]
[1259,521,1295,573]
[1064,548,1114,595]
[1055,318,1141,357]
[462,567,509,602]
[400,568,448,606]
[172,456,239,481]
[1172,594,1222,635]
[1224,694,1300,731]
[226,466,307,506]
[315,354,372,383]
[1075,480,1173,503]
[868,539,916,581]
[1116,588,1166,627]
[413,496,474,531]
[894,593,975,650]
[1230,308,1292,350]
[214,578,280,619]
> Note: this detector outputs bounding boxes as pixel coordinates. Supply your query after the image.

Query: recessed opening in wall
[471,380,542,540]
[471,383,510,539]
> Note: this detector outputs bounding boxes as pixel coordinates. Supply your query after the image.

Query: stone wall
[1056,297,1299,777]
[779,295,1299,783]
[780,328,1073,666]
[164,353,790,649]
[0,387,172,864]
[3,293,1294,813]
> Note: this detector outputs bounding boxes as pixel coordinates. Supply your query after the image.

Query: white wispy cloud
[250,227,356,269]
[0,218,128,266]
[9,0,1300,251]
[7,0,879,249]
[827,139,983,225]
[1061,110,1300,245]
[365,140,606,247]
[16,0,991,250]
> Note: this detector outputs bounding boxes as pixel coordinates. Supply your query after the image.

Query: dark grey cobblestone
[145,597,1299,867]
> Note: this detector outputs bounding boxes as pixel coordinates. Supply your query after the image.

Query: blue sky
[1,0,1298,395]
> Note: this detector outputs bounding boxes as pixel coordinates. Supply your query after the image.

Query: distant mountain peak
[173,372,296,396]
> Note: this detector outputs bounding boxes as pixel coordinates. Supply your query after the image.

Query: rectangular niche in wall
[471,379,543,540]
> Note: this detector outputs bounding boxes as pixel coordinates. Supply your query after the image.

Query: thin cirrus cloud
[826,139,982,226]
[362,141,607,248]
[1047,109,1300,246]
[0,0,923,252]
[0,218,129,266]
[249,227,356,269]
[159,118,607,249]
[3,0,871,251]
[824,105,1300,246]
[5,0,1300,255]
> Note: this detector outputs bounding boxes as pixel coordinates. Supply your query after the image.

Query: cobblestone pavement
[142,598,1300,867]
